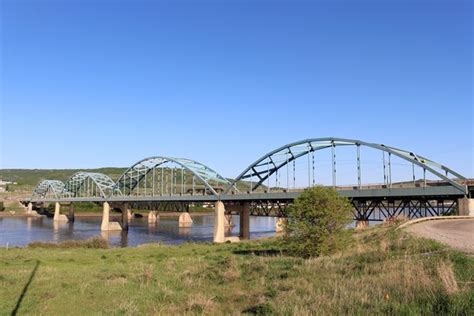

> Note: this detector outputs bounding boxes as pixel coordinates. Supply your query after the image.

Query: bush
[0,201,4,212]
[283,186,353,258]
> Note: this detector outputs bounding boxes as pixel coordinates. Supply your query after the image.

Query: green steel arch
[227,137,467,194]
[32,180,66,199]
[64,172,117,198]
[115,156,233,196]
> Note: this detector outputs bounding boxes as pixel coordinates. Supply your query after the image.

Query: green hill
[0,168,127,191]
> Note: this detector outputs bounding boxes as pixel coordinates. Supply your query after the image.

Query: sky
[0,0,472,181]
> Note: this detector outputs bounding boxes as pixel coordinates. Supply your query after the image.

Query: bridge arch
[32,180,66,199]
[114,156,233,196]
[64,172,116,198]
[227,137,467,194]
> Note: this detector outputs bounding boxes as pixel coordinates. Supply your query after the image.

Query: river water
[0,215,278,248]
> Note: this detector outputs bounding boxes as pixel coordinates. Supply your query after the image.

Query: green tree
[284,186,353,258]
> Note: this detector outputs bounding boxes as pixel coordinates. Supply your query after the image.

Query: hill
[0,168,127,191]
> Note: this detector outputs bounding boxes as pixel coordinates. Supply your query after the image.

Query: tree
[284,186,353,258]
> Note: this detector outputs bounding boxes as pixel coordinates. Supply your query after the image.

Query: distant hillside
[0,168,256,193]
[0,168,127,191]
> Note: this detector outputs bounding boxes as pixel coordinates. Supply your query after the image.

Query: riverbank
[1,223,472,314]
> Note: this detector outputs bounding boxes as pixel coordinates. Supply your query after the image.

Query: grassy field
[0,224,472,314]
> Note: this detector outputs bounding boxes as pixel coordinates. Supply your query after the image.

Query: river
[0,215,278,248]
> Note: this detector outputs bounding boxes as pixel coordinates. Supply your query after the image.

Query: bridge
[24,137,473,243]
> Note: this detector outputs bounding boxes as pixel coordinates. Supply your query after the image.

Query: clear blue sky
[0,0,472,180]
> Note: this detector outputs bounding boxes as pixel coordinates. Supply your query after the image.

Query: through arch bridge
[25,137,473,242]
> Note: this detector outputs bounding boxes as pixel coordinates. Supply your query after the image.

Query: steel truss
[224,197,458,220]
[351,198,458,221]
[227,137,467,194]
[64,172,117,198]
[114,156,234,197]
[32,180,65,199]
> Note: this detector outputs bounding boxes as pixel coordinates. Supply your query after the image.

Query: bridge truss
[28,137,470,220]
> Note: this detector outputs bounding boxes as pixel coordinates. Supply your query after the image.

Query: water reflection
[0,215,278,248]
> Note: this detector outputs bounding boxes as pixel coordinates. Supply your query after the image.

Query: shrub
[283,186,353,258]
[0,201,4,212]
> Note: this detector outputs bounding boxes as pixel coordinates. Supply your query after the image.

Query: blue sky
[0,0,472,180]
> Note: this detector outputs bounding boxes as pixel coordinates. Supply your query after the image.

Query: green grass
[0,224,473,314]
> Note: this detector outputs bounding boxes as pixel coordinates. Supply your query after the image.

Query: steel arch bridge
[226,137,466,194]
[64,172,117,198]
[113,156,234,197]
[27,137,471,221]
[32,180,66,199]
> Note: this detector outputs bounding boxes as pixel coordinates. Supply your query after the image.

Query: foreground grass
[0,225,473,315]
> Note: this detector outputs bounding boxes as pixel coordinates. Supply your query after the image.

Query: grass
[0,224,473,314]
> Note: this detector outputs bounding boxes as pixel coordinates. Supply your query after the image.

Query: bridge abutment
[458,198,474,216]
[53,202,68,222]
[239,202,250,240]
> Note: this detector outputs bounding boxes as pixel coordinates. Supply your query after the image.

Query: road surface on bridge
[407,219,474,254]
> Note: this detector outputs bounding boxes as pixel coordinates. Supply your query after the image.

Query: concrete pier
[224,214,235,228]
[53,202,68,222]
[458,198,474,216]
[68,203,75,222]
[239,202,250,240]
[101,202,122,231]
[356,220,369,229]
[275,217,286,233]
[178,212,193,228]
[121,203,129,230]
[148,211,159,223]
[27,202,33,214]
[213,201,225,243]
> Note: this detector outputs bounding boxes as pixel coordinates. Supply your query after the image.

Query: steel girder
[226,137,467,194]
[32,180,66,199]
[63,172,117,198]
[114,156,233,196]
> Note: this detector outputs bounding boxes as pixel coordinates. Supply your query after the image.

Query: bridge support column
[179,212,193,227]
[68,203,75,222]
[213,201,225,243]
[356,220,369,229]
[239,202,250,240]
[121,203,129,230]
[458,198,474,216]
[127,209,133,221]
[27,202,33,214]
[224,214,235,228]
[101,202,122,231]
[275,217,287,233]
[148,211,159,223]
[53,202,68,222]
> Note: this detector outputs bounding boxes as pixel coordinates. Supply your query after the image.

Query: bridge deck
[27,186,466,203]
